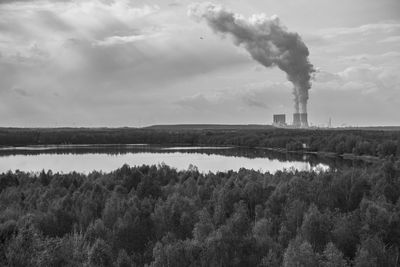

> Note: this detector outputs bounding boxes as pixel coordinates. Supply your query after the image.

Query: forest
[0,157,400,266]
[1,127,400,158]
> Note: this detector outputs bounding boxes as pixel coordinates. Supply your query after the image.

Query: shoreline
[0,142,387,163]
[251,146,382,163]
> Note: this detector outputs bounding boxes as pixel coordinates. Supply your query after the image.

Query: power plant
[273,112,309,128]
[192,4,315,129]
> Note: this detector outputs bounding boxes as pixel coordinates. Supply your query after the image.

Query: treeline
[1,127,400,158]
[0,160,400,266]
[196,129,400,158]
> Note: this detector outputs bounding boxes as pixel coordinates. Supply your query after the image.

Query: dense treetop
[0,158,400,266]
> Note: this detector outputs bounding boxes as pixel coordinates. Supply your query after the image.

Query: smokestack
[300,113,308,127]
[188,3,315,114]
[293,113,301,127]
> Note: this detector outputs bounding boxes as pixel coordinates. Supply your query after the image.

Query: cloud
[175,93,216,110]
[380,35,400,43]
[319,22,400,38]
[0,0,258,126]
[12,87,30,97]
[241,94,269,109]
[337,52,400,63]
[314,63,400,96]
[94,34,148,46]
[168,1,183,7]
[0,0,69,4]
[0,0,399,126]
[0,1,245,80]
[176,82,292,112]
[307,21,400,55]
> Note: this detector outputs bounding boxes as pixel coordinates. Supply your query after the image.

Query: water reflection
[0,144,366,174]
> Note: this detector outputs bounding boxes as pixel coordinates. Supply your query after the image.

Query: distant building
[273,114,286,126]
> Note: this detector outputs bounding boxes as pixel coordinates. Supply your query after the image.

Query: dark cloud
[12,87,30,97]
[168,2,182,7]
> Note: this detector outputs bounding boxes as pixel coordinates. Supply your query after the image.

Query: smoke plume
[188,3,315,113]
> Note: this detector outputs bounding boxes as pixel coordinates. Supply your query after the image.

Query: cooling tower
[300,113,308,127]
[273,114,286,126]
[293,113,301,127]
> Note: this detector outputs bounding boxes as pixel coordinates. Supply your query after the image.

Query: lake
[0,144,347,174]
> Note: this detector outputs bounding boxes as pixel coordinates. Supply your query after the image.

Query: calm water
[0,144,336,173]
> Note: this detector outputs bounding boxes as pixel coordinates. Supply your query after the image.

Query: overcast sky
[0,0,399,127]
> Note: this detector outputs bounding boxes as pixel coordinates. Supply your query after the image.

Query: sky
[0,0,399,127]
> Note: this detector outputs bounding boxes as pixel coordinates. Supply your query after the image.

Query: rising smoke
[188,3,315,113]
